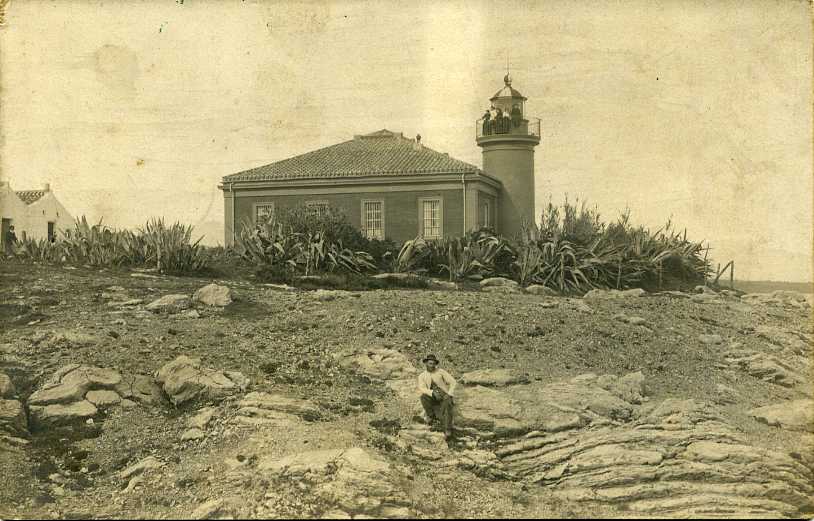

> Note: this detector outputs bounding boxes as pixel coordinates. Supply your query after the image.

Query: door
[48,222,55,242]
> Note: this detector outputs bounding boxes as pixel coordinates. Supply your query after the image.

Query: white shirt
[417,368,457,398]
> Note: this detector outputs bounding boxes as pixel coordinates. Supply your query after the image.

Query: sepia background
[0,0,811,282]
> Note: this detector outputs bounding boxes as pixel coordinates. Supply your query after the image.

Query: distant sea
[732,280,814,294]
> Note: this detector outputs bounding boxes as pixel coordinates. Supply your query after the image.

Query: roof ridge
[222,131,485,182]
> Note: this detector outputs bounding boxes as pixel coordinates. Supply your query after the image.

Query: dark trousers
[420,390,454,433]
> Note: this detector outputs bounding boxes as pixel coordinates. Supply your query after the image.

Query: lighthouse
[476,74,541,238]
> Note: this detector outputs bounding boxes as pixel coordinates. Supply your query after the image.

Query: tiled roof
[223,130,483,182]
[16,190,47,205]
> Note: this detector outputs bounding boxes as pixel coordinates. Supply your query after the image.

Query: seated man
[417,354,457,440]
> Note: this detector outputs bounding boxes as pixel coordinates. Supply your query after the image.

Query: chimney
[43,183,51,192]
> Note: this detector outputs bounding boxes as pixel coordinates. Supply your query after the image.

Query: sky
[1,0,811,281]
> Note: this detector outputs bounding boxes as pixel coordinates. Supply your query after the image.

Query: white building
[1,181,74,249]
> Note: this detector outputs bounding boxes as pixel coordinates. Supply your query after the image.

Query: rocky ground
[0,261,812,519]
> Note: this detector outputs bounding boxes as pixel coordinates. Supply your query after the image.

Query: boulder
[425,279,458,291]
[191,498,240,520]
[181,428,205,441]
[36,330,100,350]
[372,273,423,284]
[188,407,217,430]
[29,400,98,428]
[583,288,646,299]
[29,365,122,406]
[482,285,521,294]
[311,289,352,302]
[145,294,192,313]
[565,299,593,313]
[193,284,233,307]
[85,390,121,408]
[691,293,721,304]
[749,400,813,432]
[698,334,723,346]
[755,325,812,355]
[155,356,249,405]
[713,384,739,405]
[0,399,28,435]
[615,314,648,326]
[524,285,558,296]
[115,374,165,406]
[334,348,417,381]
[479,277,519,289]
[601,371,646,404]
[235,392,320,425]
[723,350,805,388]
[658,291,691,299]
[120,456,165,480]
[460,369,529,387]
[0,373,14,398]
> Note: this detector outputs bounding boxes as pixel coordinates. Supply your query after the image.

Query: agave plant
[512,243,544,287]
[383,237,429,273]
[14,237,63,263]
[139,218,209,274]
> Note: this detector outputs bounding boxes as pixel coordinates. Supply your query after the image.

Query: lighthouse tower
[476,74,541,238]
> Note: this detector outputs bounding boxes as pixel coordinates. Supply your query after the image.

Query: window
[479,201,490,228]
[254,203,275,224]
[420,198,442,239]
[306,201,330,218]
[362,200,384,240]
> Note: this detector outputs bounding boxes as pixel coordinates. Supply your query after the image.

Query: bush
[13,216,212,275]
[235,207,377,277]
[515,199,711,292]
[436,229,513,281]
[276,206,397,268]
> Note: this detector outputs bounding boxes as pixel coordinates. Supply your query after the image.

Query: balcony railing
[476,116,540,139]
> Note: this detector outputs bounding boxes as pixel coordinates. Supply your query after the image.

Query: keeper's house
[220,75,541,245]
[1,181,74,250]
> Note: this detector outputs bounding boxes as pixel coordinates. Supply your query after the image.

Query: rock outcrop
[234,392,321,427]
[193,284,233,307]
[155,356,249,405]
[749,400,813,432]
[497,398,814,518]
[0,372,27,440]
[28,365,127,428]
[583,288,646,299]
[257,447,413,518]
[460,369,529,387]
[334,348,417,381]
[145,294,192,313]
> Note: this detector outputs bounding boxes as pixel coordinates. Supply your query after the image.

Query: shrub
[139,218,209,274]
[13,216,212,275]
[437,229,512,281]
[518,199,711,292]
[235,208,377,277]
[275,206,396,267]
[382,238,430,274]
[14,237,63,263]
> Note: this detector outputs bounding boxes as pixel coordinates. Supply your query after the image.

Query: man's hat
[422,354,439,364]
